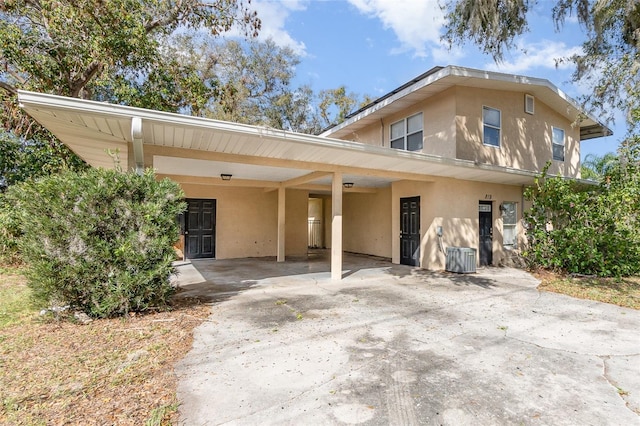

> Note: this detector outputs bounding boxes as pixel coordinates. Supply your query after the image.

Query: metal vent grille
[446,247,477,273]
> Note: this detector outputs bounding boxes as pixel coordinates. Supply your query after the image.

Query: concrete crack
[599,355,640,417]
[504,333,640,358]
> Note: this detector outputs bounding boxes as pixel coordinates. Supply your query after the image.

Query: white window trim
[552,126,565,162]
[525,94,535,115]
[502,201,518,249]
[390,112,423,151]
[482,105,501,148]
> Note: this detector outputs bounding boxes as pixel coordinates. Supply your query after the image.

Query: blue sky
[244,0,624,160]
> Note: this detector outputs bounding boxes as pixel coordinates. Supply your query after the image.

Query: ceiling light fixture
[220,174,232,181]
[343,182,354,189]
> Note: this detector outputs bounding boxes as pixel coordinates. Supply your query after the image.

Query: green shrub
[6,168,185,318]
[524,144,640,278]
[0,193,22,265]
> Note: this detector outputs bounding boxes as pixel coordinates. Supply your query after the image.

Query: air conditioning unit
[446,247,477,273]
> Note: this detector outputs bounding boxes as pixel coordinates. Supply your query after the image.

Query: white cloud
[485,40,582,74]
[347,0,445,58]
[431,44,465,65]
[237,0,308,55]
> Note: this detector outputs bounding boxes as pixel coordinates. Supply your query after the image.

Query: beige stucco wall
[285,189,310,257]
[336,86,581,178]
[391,177,525,270]
[345,88,457,154]
[342,188,392,259]
[454,86,581,178]
[177,183,307,259]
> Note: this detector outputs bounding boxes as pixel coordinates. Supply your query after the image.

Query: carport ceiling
[153,156,396,188]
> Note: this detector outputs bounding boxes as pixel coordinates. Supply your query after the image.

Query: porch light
[220,174,232,181]
[343,182,354,189]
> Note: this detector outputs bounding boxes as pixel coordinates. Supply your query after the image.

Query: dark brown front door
[479,201,493,266]
[185,199,216,259]
[400,196,420,266]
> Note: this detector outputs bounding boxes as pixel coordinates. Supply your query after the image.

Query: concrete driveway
[173,253,640,425]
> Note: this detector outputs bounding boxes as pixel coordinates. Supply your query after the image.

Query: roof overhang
[18,90,545,189]
[321,65,612,141]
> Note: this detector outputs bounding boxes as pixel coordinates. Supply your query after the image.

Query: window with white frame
[552,127,565,161]
[483,106,501,147]
[502,202,517,248]
[390,112,423,151]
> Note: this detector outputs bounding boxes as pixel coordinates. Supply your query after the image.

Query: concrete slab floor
[173,252,640,426]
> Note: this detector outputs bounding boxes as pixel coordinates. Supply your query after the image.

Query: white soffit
[154,156,309,182]
[18,90,541,186]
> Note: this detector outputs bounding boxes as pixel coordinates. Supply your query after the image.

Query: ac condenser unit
[446,247,477,273]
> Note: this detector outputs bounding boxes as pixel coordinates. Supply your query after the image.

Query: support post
[277,186,286,262]
[331,172,343,280]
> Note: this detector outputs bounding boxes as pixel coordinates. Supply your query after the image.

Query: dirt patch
[0,273,211,425]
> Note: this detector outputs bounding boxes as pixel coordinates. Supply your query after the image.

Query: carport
[18,90,541,279]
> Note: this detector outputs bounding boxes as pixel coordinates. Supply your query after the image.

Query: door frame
[478,200,493,266]
[184,198,217,259]
[400,196,421,267]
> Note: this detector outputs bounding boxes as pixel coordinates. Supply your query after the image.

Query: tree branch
[70,62,104,98]
[0,81,18,95]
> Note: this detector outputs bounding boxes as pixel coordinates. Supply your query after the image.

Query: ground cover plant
[5,168,186,318]
[0,267,211,425]
[535,269,640,310]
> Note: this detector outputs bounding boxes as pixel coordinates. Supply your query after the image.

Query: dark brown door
[479,201,493,266]
[400,196,420,266]
[185,199,216,259]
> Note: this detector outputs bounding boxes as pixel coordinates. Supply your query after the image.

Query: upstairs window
[390,113,423,151]
[483,106,501,147]
[502,202,517,248]
[552,127,565,161]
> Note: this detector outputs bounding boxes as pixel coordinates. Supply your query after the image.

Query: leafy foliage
[442,0,640,132]
[580,152,618,181]
[524,137,640,277]
[204,38,370,133]
[5,168,186,317]
[0,0,261,179]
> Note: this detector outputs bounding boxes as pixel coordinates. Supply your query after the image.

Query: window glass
[502,202,517,248]
[407,113,422,133]
[483,106,500,127]
[391,121,405,140]
[391,138,404,149]
[407,132,423,151]
[389,113,423,151]
[483,106,501,147]
[552,127,565,161]
[484,127,500,147]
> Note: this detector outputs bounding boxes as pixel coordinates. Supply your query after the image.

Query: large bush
[7,168,185,317]
[0,193,21,264]
[524,138,640,277]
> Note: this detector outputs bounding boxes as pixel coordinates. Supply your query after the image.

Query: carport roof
[20,90,547,187]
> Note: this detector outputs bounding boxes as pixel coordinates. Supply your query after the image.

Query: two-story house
[18,65,611,279]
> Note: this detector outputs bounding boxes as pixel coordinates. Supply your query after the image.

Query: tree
[442,0,640,132]
[581,152,618,181]
[0,0,260,186]
[203,38,369,134]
